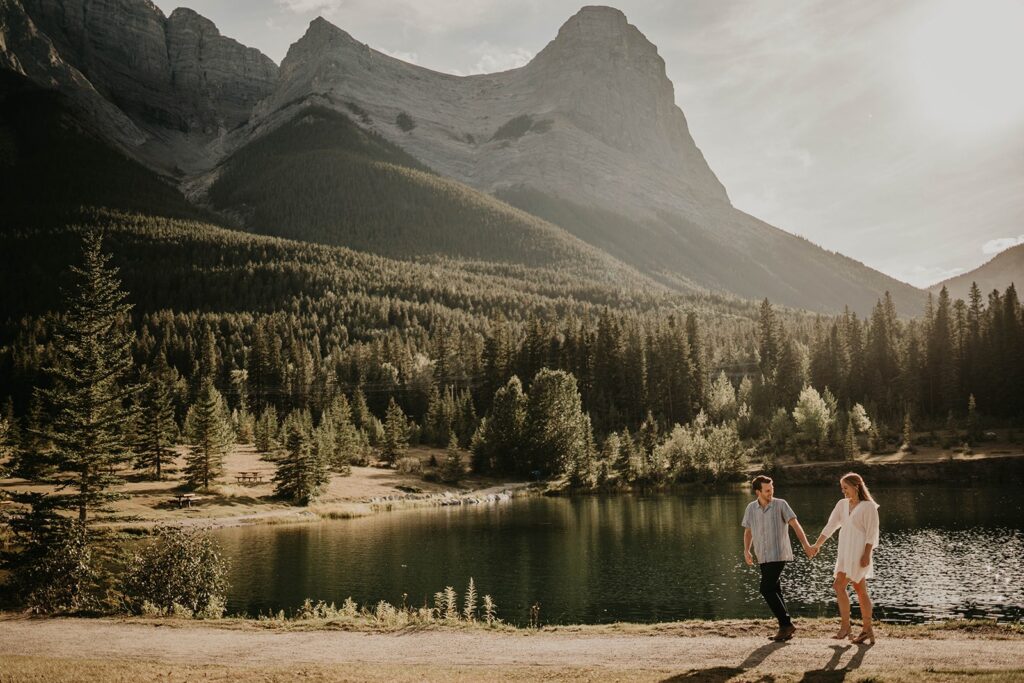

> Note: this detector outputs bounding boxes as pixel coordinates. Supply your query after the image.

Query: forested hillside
[206,105,645,287]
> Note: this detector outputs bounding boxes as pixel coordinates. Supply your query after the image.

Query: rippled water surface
[217,484,1024,624]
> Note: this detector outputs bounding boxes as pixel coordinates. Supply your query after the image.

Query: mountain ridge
[0,0,928,316]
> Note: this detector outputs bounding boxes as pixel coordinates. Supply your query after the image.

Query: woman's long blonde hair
[841,472,875,503]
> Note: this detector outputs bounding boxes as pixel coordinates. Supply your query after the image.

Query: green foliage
[273,414,328,505]
[134,360,179,480]
[254,405,279,453]
[395,111,416,132]
[380,398,410,465]
[792,385,834,448]
[184,382,233,490]
[0,494,99,613]
[121,525,229,618]
[440,433,464,484]
[656,412,746,482]
[37,232,137,523]
[472,376,528,475]
[901,411,916,454]
[525,369,591,478]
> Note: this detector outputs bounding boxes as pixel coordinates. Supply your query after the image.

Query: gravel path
[2,617,1023,681]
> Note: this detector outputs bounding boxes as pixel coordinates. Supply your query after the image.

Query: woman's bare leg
[853,579,873,634]
[833,572,851,636]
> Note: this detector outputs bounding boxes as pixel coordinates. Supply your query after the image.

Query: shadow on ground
[661,641,872,682]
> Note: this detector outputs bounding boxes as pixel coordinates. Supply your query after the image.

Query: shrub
[121,525,229,618]
[396,112,416,132]
[395,456,422,475]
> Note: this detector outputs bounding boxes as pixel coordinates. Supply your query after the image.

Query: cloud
[275,0,336,13]
[982,235,1024,256]
[897,264,966,288]
[379,48,419,64]
[467,42,533,74]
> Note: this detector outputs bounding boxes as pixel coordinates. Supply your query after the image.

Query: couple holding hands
[742,472,880,644]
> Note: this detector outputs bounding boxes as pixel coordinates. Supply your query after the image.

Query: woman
[810,472,880,644]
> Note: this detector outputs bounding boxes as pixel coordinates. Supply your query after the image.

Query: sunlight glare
[904,0,1024,137]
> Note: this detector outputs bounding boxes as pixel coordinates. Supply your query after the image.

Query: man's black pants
[759,561,792,627]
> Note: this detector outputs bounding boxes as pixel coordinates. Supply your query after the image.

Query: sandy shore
[1,616,1022,682]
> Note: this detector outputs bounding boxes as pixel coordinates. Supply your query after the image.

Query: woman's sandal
[831,628,852,640]
[851,630,875,644]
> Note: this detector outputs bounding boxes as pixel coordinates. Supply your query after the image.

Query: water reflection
[217,484,1024,625]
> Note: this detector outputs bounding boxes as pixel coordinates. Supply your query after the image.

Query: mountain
[932,245,1023,301]
[0,70,205,225]
[203,104,651,286]
[4,0,277,173]
[226,7,925,315]
[1,0,928,315]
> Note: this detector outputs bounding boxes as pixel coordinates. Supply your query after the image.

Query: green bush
[121,525,229,618]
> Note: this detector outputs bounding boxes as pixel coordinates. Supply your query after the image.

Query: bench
[174,493,204,508]
[235,471,265,485]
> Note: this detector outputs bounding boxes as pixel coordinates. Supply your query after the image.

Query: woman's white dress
[820,498,880,582]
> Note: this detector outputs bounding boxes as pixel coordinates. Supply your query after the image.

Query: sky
[153,0,1024,289]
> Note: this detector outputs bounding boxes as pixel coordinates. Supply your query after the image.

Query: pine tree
[526,368,591,478]
[38,232,137,524]
[184,382,233,490]
[380,397,409,465]
[134,364,179,480]
[475,375,528,475]
[966,394,981,444]
[900,410,916,454]
[253,404,278,453]
[273,415,327,505]
[440,432,464,484]
[845,414,859,461]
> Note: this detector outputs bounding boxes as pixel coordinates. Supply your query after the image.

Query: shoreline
[4,447,1021,534]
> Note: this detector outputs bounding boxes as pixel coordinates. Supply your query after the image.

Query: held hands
[804,541,820,559]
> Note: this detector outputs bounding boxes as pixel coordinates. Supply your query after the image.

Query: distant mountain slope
[206,105,655,288]
[0,70,204,225]
[932,245,1023,300]
[497,187,925,315]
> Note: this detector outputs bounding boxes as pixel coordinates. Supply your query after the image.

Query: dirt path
[2,618,1022,681]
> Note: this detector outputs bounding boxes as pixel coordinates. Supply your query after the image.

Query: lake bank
[1,615,1022,682]
[3,444,1021,533]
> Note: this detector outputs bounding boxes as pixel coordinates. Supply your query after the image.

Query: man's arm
[743,527,754,565]
[788,518,814,557]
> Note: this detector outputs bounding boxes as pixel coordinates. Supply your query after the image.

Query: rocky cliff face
[0,0,146,147]
[254,7,728,222]
[15,0,277,143]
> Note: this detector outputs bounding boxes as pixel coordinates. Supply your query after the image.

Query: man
[742,474,814,641]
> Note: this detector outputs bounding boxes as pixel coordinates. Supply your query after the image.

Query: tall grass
[258,578,500,631]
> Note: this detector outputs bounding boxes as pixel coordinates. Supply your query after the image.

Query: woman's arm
[813,500,845,550]
[860,542,874,567]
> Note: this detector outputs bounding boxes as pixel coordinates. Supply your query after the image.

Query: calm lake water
[217,484,1024,625]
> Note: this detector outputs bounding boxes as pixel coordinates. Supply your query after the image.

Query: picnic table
[174,493,203,508]
[235,471,265,485]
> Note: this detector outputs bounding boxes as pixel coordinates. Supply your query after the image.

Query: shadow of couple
[662,640,874,682]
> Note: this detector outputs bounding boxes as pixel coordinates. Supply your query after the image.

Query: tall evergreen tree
[274,415,328,504]
[38,232,137,524]
[526,368,591,477]
[134,359,179,480]
[184,382,232,490]
[380,397,409,465]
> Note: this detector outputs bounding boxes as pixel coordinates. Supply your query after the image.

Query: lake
[217,483,1024,625]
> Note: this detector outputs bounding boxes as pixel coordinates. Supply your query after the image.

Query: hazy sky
[154,0,1024,288]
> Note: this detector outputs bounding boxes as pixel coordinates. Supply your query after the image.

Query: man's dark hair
[751,474,773,495]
